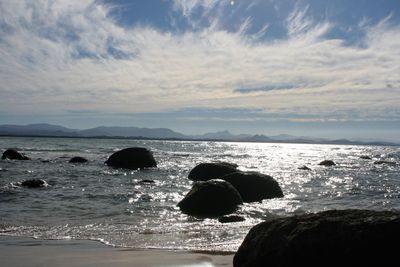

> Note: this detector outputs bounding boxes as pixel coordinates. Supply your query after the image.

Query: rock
[177,179,243,218]
[69,156,88,163]
[2,149,30,160]
[188,162,239,181]
[220,172,283,202]
[218,215,245,223]
[360,155,372,160]
[138,179,155,184]
[298,165,311,170]
[20,179,48,188]
[234,209,400,267]
[319,160,336,166]
[374,160,396,165]
[105,147,157,170]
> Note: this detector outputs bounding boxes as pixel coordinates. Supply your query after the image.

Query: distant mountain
[241,134,274,142]
[0,123,398,146]
[79,126,186,139]
[0,123,78,137]
[190,130,251,140]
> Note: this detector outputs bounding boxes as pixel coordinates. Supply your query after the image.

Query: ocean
[0,136,399,252]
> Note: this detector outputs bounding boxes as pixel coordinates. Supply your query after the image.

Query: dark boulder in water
[178,179,243,218]
[2,149,30,160]
[360,155,372,160]
[188,162,239,181]
[298,165,311,170]
[220,172,283,202]
[234,209,400,267]
[218,215,245,223]
[319,160,336,166]
[69,156,88,163]
[105,147,157,170]
[20,179,48,188]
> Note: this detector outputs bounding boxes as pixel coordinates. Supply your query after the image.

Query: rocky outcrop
[220,172,283,202]
[105,147,157,170]
[188,162,239,181]
[20,179,48,188]
[234,209,400,267]
[177,179,243,218]
[319,160,336,166]
[69,156,88,163]
[2,149,30,160]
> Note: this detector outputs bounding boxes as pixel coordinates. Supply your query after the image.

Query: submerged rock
[298,165,311,171]
[138,179,155,184]
[319,160,336,166]
[188,162,239,181]
[374,160,396,165]
[105,147,157,170]
[20,179,48,188]
[360,155,372,160]
[2,149,30,160]
[178,179,243,218]
[234,209,400,267]
[69,156,88,163]
[218,215,245,223]
[220,172,283,202]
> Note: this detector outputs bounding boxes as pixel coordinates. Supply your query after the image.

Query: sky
[0,0,399,141]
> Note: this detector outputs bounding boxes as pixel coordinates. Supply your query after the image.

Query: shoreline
[0,235,234,267]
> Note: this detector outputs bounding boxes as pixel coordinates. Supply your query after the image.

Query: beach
[0,236,233,267]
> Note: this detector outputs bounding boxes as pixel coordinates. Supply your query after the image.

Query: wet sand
[0,236,233,267]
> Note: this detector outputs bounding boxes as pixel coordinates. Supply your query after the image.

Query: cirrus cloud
[0,0,399,124]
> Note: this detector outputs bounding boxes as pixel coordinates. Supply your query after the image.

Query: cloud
[0,0,399,124]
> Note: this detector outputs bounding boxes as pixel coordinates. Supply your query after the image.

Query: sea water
[0,136,399,252]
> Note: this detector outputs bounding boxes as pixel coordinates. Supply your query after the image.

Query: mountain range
[0,123,397,146]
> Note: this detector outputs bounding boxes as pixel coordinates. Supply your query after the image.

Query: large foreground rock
[221,172,283,202]
[178,179,243,218]
[234,209,400,267]
[105,147,157,170]
[188,162,239,181]
[2,149,30,160]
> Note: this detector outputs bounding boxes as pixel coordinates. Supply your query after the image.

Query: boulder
[220,172,283,202]
[360,155,372,160]
[177,179,243,218]
[218,215,245,223]
[20,179,48,188]
[69,156,88,163]
[105,147,157,170]
[234,209,400,267]
[188,162,239,181]
[2,149,30,160]
[319,160,336,166]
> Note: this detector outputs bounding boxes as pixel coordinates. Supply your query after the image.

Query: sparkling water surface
[0,137,399,252]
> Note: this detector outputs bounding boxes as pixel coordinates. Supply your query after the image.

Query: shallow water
[0,137,399,252]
